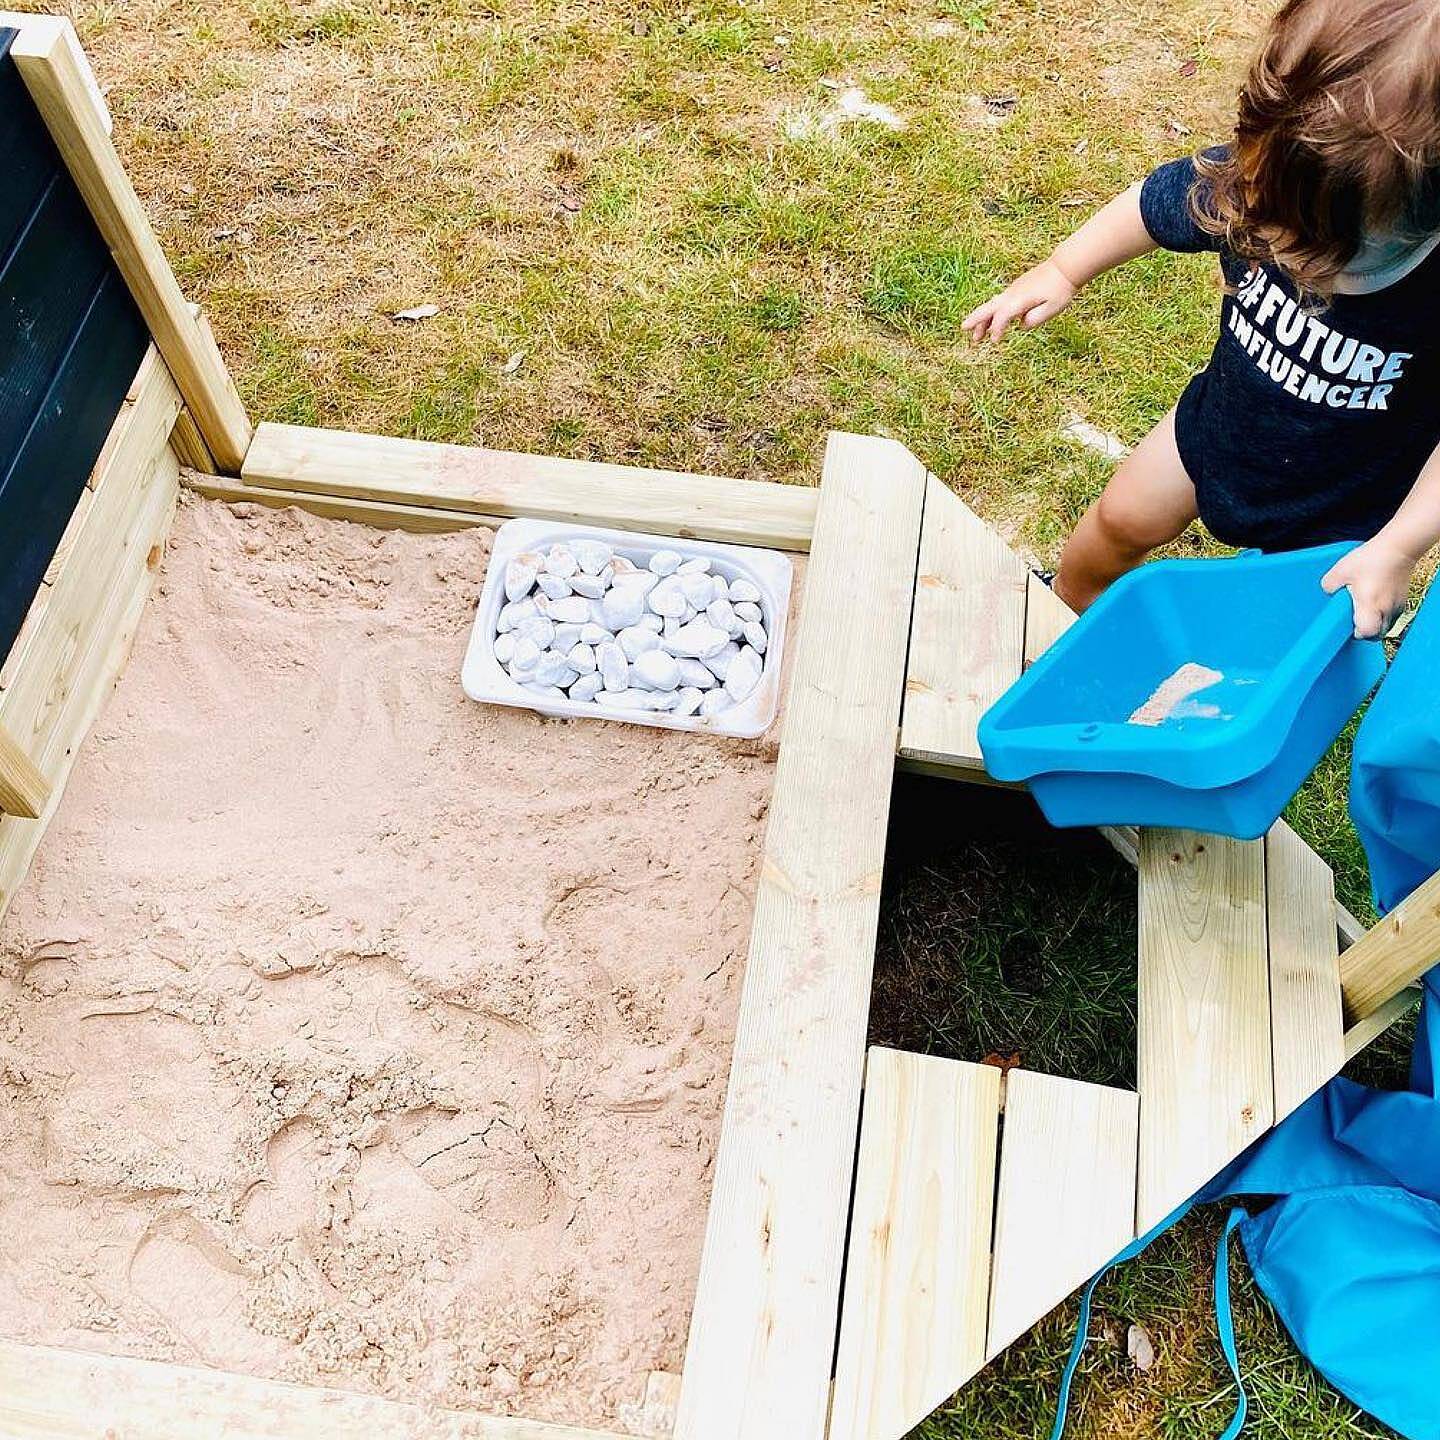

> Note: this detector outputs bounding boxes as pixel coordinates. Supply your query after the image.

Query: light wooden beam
[674,434,927,1440]
[1137,830,1271,1230]
[1343,985,1422,1061]
[898,475,1028,771]
[830,1050,1000,1440]
[242,422,819,551]
[1340,866,1440,1023]
[2,13,251,471]
[0,722,48,818]
[0,1340,622,1440]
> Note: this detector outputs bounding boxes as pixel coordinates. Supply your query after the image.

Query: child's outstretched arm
[1322,442,1440,639]
[962,183,1157,342]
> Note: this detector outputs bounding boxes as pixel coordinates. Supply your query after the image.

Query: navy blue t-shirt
[1140,155,1440,550]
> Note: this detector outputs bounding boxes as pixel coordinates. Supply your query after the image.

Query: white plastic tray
[461,518,794,739]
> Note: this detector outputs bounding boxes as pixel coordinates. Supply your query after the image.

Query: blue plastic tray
[978,543,1386,839]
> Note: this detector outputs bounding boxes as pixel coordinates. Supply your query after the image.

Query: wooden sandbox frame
[0,15,1435,1440]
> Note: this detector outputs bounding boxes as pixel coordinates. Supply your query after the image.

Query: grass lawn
[36,0,1412,1433]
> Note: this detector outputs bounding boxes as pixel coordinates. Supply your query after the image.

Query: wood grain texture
[169,406,217,473]
[0,1341,621,1440]
[0,720,47,817]
[1341,866,1440,1022]
[674,434,926,1440]
[1266,823,1344,1120]
[4,13,251,470]
[243,422,818,551]
[830,1050,1000,1440]
[986,1070,1138,1360]
[1022,570,1076,666]
[1137,829,1270,1231]
[898,475,1027,770]
[1344,985,1422,1061]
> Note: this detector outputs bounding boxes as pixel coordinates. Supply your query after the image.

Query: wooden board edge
[241,422,818,552]
[5,14,251,470]
[0,1339,625,1440]
[0,721,49,817]
[1342,985,1422,1061]
[674,433,927,1440]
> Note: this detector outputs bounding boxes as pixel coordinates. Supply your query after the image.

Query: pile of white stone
[493,537,771,719]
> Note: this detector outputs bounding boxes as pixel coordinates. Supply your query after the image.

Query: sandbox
[0,495,792,1429]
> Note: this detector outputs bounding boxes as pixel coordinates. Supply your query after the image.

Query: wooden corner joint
[0,721,49,819]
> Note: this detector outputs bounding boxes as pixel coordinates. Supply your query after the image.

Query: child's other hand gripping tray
[977,543,1386,840]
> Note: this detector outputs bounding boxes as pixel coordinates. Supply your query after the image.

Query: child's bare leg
[1054,407,1198,611]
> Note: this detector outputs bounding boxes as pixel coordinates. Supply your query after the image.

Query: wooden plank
[0,345,179,788]
[986,1070,1138,1360]
[1022,570,1076,666]
[829,1050,1000,1440]
[618,1372,683,1439]
[0,443,177,919]
[1341,866,1440,1023]
[0,718,47,817]
[673,433,926,1440]
[186,469,493,534]
[3,13,251,470]
[170,406,217,472]
[1137,829,1270,1231]
[1344,985,1422,1061]
[1336,899,1367,951]
[242,422,818,551]
[0,1340,622,1440]
[1266,823,1344,1120]
[898,475,1027,770]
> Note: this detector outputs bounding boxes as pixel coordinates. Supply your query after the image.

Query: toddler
[963,0,1440,638]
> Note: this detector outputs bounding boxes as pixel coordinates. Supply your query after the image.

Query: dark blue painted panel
[0,27,150,669]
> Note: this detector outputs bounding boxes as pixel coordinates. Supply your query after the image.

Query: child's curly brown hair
[1194,0,1440,294]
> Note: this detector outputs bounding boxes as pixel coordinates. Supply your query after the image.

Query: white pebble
[537,573,572,600]
[634,649,681,691]
[707,641,740,679]
[639,614,664,633]
[710,574,730,603]
[553,622,583,651]
[611,554,639,574]
[681,572,713,607]
[663,616,681,638]
[525,683,567,698]
[681,604,698,624]
[580,622,611,646]
[493,632,516,665]
[734,601,762,623]
[677,658,718,689]
[546,596,590,625]
[706,598,736,633]
[511,637,541,674]
[599,641,628,692]
[505,554,541,603]
[515,615,555,650]
[596,688,652,710]
[569,572,608,599]
[666,621,730,659]
[619,626,661,660]
[725,644,763,702]
[678,556,711,575]
[535,650,575,687]
[729,578,761,604]
[568,642,597,674]
[544,544,579,578]
[648,690,682,711]
[699,689,733,718]
[615,569,659,595]
[674,686,704,716]
[743,621,768,653]
[648,577,687,618]
[648,549,682,576]
[570,671,603,702]
[496,597,537,633]
[601,586,646,630]
[573,538,613,575]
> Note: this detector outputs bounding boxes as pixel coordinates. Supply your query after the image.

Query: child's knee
[1092,482,1182,553]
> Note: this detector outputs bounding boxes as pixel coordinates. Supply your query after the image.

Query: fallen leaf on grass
[1179,57,1199,78]
[392,303,441,323]
[1127,1322,1156,1371]
[500,351,526,376]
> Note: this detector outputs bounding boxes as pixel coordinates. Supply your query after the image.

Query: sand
[1127,661,1225,727]
[0,495,783,1428]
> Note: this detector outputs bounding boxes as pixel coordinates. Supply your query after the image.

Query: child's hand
[962,259,1079,343]
[1321,538,1415,639]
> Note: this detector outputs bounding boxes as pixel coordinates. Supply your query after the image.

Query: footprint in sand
[241,1116,326,1247]
[128,1212,288,1369]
